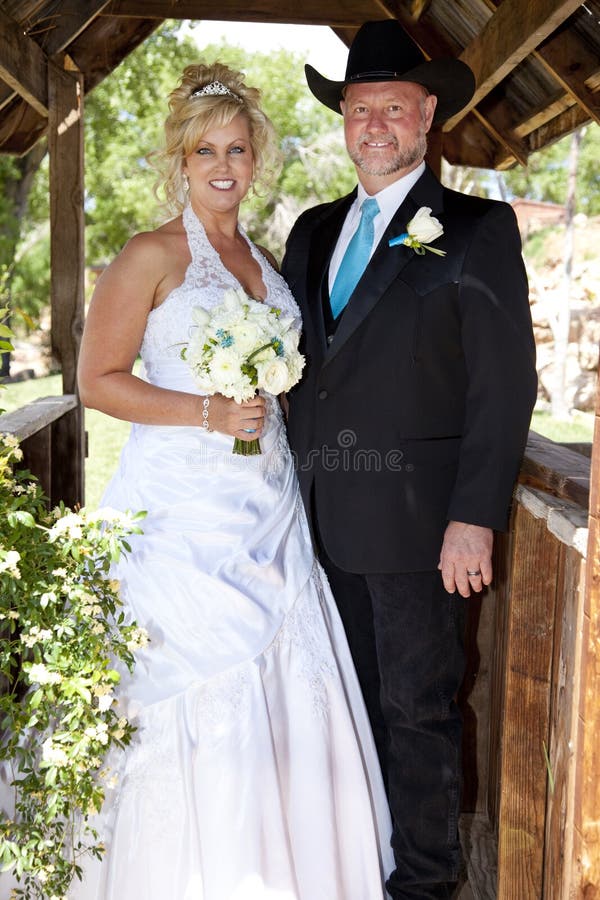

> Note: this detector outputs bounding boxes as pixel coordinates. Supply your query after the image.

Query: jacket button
[318,389,328,400]
[327,335,334,345]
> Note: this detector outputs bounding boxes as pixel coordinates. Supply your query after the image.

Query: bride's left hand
[204,393,265,440]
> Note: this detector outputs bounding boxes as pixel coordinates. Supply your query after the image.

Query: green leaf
[29,689,43,710]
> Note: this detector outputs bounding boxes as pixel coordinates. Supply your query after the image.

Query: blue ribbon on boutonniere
[388,207,446,257]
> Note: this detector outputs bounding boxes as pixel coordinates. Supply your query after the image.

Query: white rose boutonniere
[388,206,446,257]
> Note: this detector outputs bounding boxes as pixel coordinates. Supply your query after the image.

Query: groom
[282,19,537,900]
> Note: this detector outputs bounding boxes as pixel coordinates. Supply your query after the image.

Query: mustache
[357,132,399,147]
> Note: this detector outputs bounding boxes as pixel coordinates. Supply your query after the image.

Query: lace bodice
[140,205,301,365]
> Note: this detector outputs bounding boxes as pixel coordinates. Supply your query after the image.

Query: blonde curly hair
[155,62,281,212]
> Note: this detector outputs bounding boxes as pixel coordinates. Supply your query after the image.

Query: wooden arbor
[0,1,600,897]
[0,13,87,505]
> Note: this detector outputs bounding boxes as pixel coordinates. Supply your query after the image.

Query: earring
[182,172,189,192]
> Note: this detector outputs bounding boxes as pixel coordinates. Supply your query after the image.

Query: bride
[71,62,393,899]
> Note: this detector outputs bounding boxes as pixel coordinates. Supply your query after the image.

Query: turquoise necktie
[329,197,380,320]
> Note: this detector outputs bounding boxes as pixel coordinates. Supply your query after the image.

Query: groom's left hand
[438,521,493,597]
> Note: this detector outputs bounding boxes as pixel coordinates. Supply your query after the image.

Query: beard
[348,127,427,177]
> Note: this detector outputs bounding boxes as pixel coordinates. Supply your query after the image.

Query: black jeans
[319,551,468,900]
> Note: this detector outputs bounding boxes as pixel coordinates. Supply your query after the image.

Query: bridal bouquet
[182,288,305,455]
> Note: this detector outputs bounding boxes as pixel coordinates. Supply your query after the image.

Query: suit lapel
[325,167,445,365]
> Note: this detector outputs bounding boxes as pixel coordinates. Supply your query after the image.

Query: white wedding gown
[5,206,393,900]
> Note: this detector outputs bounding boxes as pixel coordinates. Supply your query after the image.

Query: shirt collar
[357,161,426,228]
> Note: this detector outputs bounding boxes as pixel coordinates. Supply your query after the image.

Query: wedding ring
[467,569,481,577]
[243,428,257,433]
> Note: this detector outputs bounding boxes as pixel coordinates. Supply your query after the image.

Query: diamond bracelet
[202,397,212,432]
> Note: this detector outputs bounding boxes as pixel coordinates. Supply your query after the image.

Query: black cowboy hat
[305,20,475,125]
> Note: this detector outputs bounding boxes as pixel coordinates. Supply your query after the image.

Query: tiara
[190,81,243,103]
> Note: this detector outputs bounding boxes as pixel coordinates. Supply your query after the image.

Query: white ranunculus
[229,320,262,354]
[407,207,444,244]
[255,358,290,396]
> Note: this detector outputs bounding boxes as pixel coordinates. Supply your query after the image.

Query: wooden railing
[463,431,592,899]
[0,394,83,507]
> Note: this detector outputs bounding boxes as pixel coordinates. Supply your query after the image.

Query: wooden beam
[444,0,584,132]
[520,431,590,509]
[105,0,368,26]
[442,112,505,170]
[0,395,78,441]
[410,0,432,20]
[0,0,111,115]
[525,103,591,154]
[512,91,574,139]
[48,62,85,506]
[0,7,48,115]
[534,27,600,126]
[478,0,600,152]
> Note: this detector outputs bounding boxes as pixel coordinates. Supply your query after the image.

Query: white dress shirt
[328,161,426,292]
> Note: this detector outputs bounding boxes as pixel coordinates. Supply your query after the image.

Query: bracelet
[201,396,212,432]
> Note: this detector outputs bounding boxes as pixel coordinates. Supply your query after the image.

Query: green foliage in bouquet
[0,429,146,899]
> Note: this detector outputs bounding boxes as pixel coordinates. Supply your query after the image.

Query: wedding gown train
[3,205,394,900]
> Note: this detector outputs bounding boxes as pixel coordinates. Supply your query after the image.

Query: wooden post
[48,60,85,507]
[425,125,443,178]
[574,365,600,895]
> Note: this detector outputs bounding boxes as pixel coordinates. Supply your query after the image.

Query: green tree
[502,124,600,214]
[1,22,358,335]
[83,28,356,262]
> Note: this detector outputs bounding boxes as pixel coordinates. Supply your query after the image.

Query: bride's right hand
[203,394,266,441]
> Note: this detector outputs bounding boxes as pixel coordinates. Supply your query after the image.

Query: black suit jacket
[282,166,537,574]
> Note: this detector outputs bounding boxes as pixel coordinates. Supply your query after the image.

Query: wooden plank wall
[496,501,560,898]
[473,482,588,900]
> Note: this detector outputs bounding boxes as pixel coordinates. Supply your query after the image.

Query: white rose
[407,207,444,244]
[255,358,290,396]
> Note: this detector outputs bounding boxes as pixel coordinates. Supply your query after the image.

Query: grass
[0,374,595,508]
[531,409,594,443]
